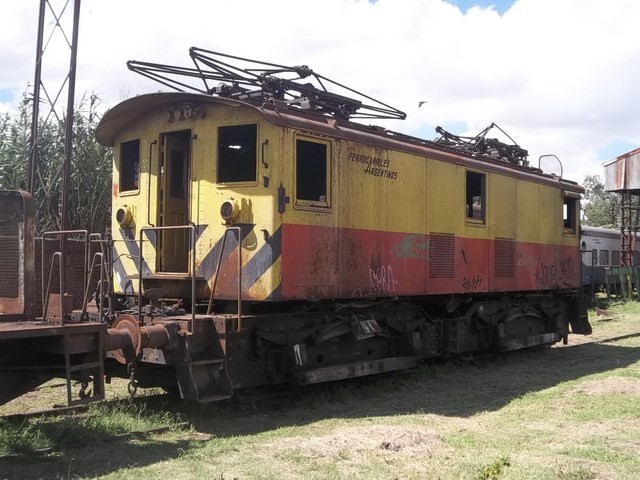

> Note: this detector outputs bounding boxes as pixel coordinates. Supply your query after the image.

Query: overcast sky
[1,0,639,184]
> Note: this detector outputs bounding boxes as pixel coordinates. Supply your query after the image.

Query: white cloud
[1,0,639,184]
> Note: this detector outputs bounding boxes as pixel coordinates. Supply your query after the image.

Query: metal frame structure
[619,191,640,266]
[127,48,407,121]
[434,123,529,166]
[27,0,82,233]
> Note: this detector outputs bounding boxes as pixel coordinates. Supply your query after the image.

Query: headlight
[220,199,239,223]
[115,206,134,227]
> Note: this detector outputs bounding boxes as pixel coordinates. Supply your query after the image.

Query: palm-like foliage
[0,92,112,235]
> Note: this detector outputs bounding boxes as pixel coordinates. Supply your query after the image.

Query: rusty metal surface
[0,320,106,341]
[0,190,35,317]
[604,147,640,192]
[108,314,141,364]
[33,237,96,317]
[45,293,74,323]
[106,314,171,364]
[0,319,106,407]
[0,218,19,298]
[292,356,418,385]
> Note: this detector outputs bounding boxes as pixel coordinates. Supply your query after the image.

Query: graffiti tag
[462,275,482,292]
[392,235,430,261]
[534,257,576,289]
[534,262,557,288]
[369,265,398,293]
[559,256,576,287]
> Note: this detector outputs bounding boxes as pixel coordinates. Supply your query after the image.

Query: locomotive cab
[100,93,281,305]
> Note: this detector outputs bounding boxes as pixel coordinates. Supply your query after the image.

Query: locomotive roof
[96,92,237,146]
[97,91,583,194]
[581,225,622,238]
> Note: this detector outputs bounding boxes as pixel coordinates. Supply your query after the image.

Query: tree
[582,174,620,227]
[0,92,112,235]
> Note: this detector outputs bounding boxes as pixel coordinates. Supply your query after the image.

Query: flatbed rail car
[0,190,108,406]
[0,50,592,405]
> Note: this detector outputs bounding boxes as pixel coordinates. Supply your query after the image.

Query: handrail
[41,252,63,324]
[87,233,110,321]
[90,232,114,314]
[41,229,89,324]
[81,252,105,323]
[138,224,197,333]
[147,140,157,227]
[261,138,269,169]
[206,226,243,332]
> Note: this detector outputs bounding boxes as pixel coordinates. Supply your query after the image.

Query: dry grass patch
[571,376,640,396]
[268,424,447,459]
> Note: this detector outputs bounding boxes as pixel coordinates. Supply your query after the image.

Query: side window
[170,149,186,198]
[592,249,598,265]
[295,137,330,208]
[465,171,485,223]
[120,139,140,192]
[563,197,578,234]
[612,250,621,266]
[599,249,609,266]
[218,124,257,183]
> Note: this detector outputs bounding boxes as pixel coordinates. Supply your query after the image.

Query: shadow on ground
[202,339,640,436]
[1,337,638,479]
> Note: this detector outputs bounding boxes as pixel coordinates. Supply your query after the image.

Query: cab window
[466,171,485,223]
[296,137,330,208]
[217,124,257,183]
[120,139,140,192]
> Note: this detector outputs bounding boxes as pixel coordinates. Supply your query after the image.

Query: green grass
[476,456,511,480]
[0,400,184,456]
[0,420,50,455]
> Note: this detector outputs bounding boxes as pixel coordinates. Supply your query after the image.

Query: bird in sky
[418,101,427,107]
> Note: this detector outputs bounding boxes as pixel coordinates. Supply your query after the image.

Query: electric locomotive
[93,49,592,401]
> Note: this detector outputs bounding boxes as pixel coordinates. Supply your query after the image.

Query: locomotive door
[158,130,191,273]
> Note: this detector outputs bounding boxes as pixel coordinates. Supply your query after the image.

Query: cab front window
[119,139,140,193]
[217,124,257,184]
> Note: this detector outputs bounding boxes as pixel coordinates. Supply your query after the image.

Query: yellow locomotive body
[100,92,582,304]
[94,83,590,399]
